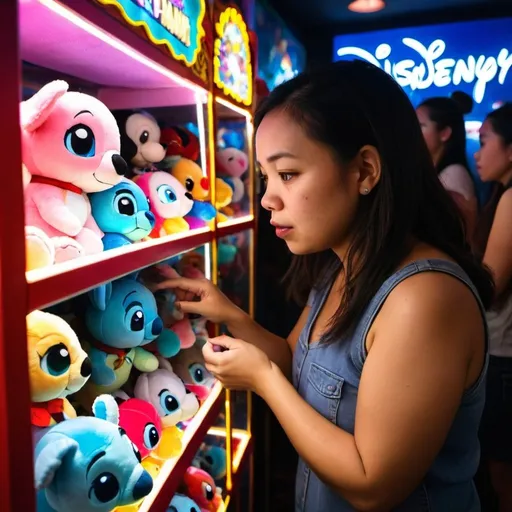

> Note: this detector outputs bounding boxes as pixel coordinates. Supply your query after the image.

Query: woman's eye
[279,173,295,182]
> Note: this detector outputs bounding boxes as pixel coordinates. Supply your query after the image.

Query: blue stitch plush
[168,493,201,512]
[35,394,153,512]
[89,178,155,250]
[84,273,180,388]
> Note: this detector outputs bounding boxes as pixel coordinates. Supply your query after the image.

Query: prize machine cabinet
[204,3,257,511]
[0,0,247,510]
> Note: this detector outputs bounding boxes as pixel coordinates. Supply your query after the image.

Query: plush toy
[212,178,233,224]
[84,274,181,386]
[160,126,200,162]
[215,148,248,215]
[192,444,227,481]
[170,343,215,402]
[133,171,193,236]
[134,357,199,431]
[168,158,216,230]
[168,494,201,512]
[89,178,156,250]
[27,310,91,429]
[182,467,223,512]
[34,394,153,512]
[114,110,166,177]
[23,163,56,271]
[21,80,127,263]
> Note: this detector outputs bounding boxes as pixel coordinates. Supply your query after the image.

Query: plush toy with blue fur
[35,394,153,512]
[192,444,227,481]
[89,179,156,250]
[168,493,201,512]
[84,274,181,388]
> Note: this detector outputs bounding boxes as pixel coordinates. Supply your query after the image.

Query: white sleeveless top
[487,294,512,357]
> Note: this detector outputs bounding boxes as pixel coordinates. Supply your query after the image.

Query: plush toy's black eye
[65,123,96,158]
[90,473,119,503]
[204,483,214,501]
[40,343,71,377]
[159,390,180,414]
[143,423,160,449]
[185,178,194,192]
[140,131,149,144]
[127,309,144,332]
[170,507,178,512]
[114,191,136,216]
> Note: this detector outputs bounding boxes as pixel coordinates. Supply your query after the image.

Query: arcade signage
[213,6,253,106]
[98,0,206,66]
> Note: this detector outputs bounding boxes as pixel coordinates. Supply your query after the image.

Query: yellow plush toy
[27,310,92,428]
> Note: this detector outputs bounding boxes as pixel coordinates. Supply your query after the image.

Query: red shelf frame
[27,229,214,311]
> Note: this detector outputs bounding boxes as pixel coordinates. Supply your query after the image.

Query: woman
[416,92,478,241]
[474,103,512,512]
[156,61,493,511]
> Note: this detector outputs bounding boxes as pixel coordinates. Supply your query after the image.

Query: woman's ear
[440,125,452,143]
[356,145,381,194]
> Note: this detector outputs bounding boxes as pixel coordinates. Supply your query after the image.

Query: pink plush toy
[215,148,248,206]
[21,80,127,263]
[133,171,193,237]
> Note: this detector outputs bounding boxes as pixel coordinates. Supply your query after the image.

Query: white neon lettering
[335,37,511,103]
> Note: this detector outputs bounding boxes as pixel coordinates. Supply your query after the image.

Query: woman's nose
[261,190,283,211]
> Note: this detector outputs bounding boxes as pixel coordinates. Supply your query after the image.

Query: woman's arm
[257,272,482,512]
[483,188,512,298]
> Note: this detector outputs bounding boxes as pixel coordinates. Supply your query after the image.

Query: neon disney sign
[335,38,512,104]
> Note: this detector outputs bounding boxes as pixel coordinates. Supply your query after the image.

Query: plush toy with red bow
[21,80,127,263]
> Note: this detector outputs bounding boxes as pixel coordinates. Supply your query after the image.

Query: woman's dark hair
[419,91,473,174]
[473,103,512,259]
[254,60,494,341]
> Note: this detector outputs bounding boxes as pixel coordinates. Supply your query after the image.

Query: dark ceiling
[267,0,512,64]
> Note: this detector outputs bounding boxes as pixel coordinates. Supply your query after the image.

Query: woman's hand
[149,269,244,326]
[202,335,274,394]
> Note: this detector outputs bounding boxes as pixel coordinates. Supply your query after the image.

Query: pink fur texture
[21,80,126,262]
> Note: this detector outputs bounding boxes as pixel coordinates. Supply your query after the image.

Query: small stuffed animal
[160,126,200,163]
[89,178,156,250]
[182,467,222,512]
[192,444,227,481]
[134,358,199,429]
[21,80,127,263]
[216,148,248,217]
[83,274,181,389]
[171,343,215,402]
[168,493,201,512]
[134,171,194,236]
[34,394,153,512]
[114,110,166,177]
[27,310,92,429]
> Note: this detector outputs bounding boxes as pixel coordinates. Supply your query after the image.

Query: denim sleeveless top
[293,259,488,512]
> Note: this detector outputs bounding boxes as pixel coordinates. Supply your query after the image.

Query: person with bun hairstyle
[416,92,478,242]
[474,103,512,512]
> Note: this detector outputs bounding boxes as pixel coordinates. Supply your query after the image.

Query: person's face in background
[256,109,362,257]
[475,119,512,185]
[416,105,452,166]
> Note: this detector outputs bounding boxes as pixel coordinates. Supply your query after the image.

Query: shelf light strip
[217,214,254,229]
[215,96,253,119]
[196,91,209,178]
[38,0,204,93]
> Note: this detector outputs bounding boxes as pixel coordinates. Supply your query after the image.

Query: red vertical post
[0,1,35,510]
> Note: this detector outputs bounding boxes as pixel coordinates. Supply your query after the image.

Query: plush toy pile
[22,80,243,512]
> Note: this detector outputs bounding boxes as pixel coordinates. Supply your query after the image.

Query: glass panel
[215,102,253,222]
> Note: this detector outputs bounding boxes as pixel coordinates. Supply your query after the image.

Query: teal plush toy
[168,493,201,512]
[35,394,153,512]
[85,274,181,388]
[89,178,156,250]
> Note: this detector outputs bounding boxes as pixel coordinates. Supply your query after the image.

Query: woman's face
[416,106,444,162]
[255,109,361,256]
[475,119,512,183]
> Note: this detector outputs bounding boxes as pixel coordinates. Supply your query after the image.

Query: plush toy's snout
[113,154,128,176]
[133,471,153,501]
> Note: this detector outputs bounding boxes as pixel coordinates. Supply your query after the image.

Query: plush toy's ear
[34,435,78,490]
[92,394,120,424]
[88,283,112,311]
[20,80,69,132]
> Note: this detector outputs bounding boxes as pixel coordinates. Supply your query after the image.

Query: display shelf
[139,382,224,512]
[217,216,255,237]
[27,228,213,312]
